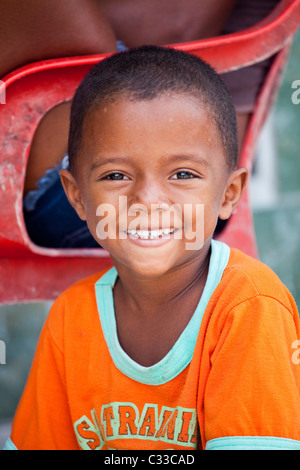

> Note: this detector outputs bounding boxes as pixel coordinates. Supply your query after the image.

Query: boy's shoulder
[46,266,113,344]
[226,247,284,290]
[219,246,296,313]
[52,266,112,310]
[66,268,111,292]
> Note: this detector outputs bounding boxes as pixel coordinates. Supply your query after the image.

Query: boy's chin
[112,255,177,279]
[128,262,173,279]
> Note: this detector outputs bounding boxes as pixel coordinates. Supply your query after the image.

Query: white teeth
[127,230,139,238]
[149,230,160,239]
[137,231,149,239]
[127,229,174,239]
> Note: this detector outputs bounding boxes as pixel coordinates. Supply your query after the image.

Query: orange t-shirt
[5,241,300,450]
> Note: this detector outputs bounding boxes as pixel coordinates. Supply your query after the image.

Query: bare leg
[98,0,238,46]
[24,102,72,193]
[0,0,118,78]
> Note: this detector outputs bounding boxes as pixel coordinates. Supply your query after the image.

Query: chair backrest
[0,0,299,304]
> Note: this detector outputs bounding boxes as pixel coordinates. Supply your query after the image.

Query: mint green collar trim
[3,438,18,450]
[206,436,300,450]
[95,240,230,385]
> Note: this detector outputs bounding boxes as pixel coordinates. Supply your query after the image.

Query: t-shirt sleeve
[4,299,79,450]
[204,294,300,450]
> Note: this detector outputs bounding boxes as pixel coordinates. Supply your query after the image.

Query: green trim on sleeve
[206,436,300,450]
[3,438,18,450]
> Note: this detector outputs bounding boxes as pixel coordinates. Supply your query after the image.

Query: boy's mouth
[126,228,175,240]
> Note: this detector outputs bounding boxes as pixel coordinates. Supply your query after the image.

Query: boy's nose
[128,177,169,210]
[123,176,182,232]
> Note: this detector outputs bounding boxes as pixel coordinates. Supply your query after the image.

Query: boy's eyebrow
[168,154,211,167]
[90,157,127,172]
[90,154,211,172]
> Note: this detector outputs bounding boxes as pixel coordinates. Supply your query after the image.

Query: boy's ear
[218,167,248,220]
[59,169,87,221]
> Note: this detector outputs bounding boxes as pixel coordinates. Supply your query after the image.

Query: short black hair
[68,45,238,172]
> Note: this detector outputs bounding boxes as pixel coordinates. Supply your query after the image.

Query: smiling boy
[5,46,300,450]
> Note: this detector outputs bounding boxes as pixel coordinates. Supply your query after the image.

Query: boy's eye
[102,173,129,181]
[171,171,197,180]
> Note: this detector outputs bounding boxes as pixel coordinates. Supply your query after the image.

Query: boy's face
[61,94,247,277]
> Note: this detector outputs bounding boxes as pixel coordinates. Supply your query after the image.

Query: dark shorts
[23,155,99,248]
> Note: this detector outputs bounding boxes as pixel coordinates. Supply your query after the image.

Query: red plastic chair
[0,0,299,305]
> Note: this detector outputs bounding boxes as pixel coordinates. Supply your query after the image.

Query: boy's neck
[111,242,211,367]
[115,251,210,311]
